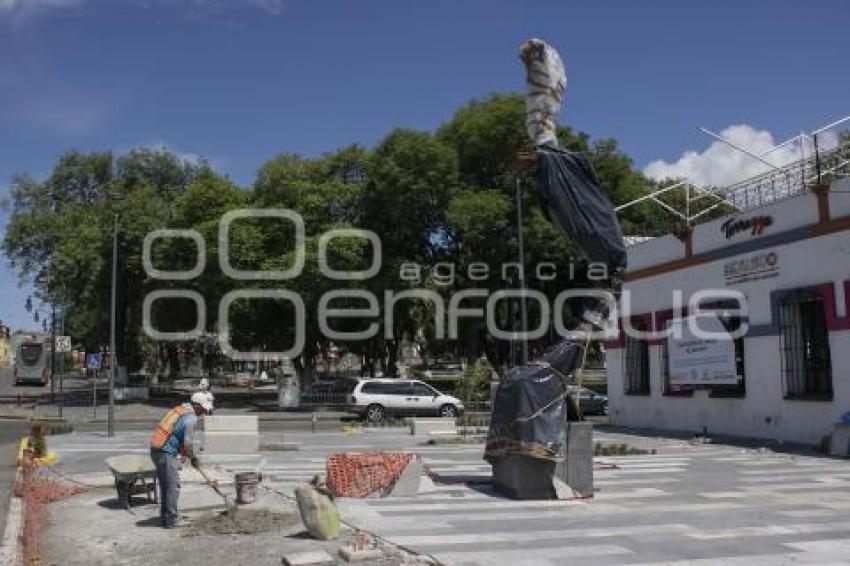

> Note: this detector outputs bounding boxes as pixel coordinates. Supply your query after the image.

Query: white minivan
[347,379,464,422]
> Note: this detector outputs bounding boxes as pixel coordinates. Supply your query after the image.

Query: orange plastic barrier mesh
[326,452,415,498]
[14,457,89,565]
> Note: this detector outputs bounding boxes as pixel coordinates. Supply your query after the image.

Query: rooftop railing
[617,116,850,233]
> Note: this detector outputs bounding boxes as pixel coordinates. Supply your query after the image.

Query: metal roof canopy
[617,115,850,227]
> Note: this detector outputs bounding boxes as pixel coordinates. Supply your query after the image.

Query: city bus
[14,338,51,386]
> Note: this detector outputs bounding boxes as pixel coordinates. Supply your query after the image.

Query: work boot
[163,518,192,529]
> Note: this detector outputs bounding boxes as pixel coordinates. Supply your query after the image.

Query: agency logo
[141,208,746,360]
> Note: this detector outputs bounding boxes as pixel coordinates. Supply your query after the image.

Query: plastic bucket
[234,472,260,504]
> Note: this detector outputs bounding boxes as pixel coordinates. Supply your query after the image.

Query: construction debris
[326,452,421,498]
[281,550,336,566]
[295,483,341,541]
[338,546,384,563]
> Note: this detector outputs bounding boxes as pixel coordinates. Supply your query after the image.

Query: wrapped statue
[519,38,567,148]
[518,37,627,277]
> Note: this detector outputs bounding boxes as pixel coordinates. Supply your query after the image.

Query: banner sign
[668,315,738,385]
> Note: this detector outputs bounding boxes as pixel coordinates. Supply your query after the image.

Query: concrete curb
[0,479,23,565]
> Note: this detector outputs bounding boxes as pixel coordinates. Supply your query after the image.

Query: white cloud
[643,124,808,188]
[0,0,76,11]
[2,81,111,136]
[133,142,226,170]
[0,0,286,21]
[0,0,79,22]
[143,142,204,166]
[249,0,284,15]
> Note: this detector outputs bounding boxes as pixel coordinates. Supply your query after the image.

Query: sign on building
[86,353,102,370]
[667,315,737,385]
[55,336,72,353]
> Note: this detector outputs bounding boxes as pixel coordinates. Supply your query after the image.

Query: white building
[605,175,850,446]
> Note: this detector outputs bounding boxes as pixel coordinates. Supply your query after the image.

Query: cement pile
[184,509,300,536]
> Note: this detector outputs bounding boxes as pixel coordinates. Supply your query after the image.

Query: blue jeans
[150,448,180,527]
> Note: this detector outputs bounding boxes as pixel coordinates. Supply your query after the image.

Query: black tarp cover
[535,145,627,273]
[485,341,583,463]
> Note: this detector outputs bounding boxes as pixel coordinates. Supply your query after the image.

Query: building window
[779,295,833,400]
[624,321,650,395]
[709,312,746,398]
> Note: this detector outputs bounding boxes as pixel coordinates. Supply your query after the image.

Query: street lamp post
[108,213,118,437]
[58,310,64,419]
[515,174,529,365]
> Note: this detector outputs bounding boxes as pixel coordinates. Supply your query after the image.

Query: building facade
[605,177,850,446]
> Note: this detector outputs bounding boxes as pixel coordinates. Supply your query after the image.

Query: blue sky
[1,0,848,330]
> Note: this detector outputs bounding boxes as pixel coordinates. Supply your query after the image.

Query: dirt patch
[184,509,301,537]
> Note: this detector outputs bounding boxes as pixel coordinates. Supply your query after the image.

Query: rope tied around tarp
[512,328,594,425]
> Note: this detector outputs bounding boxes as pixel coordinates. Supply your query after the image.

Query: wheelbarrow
[105,454,158,511]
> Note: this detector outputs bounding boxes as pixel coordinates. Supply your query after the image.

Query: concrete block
[388,455,423,497]
[427,430,458,440]
[282,550,335,565]
[565,421,594,497]
[418,474,437,494]
[411,418,456,437]
[338,547,384,563]
[200,415,258,433]
[830,423,850,457]
[112,387,149,401]
[203,431,260,454]
[260,442,301,451]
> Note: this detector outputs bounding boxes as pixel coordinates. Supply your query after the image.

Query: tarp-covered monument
[484,39,626,488]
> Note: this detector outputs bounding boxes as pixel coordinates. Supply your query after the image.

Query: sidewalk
[0,401,349,425]
[35,430,431,565]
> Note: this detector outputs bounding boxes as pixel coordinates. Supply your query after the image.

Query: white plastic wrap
[519,38,567,147]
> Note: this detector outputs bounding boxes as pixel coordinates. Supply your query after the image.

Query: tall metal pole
[50,300,56,402]
[108,213,118,437]
[58,310,64,419]
[515,175,529,364]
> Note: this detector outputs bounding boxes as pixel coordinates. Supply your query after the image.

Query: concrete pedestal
[830,423,850,457]
[492,454,560,499]
[560,421,594,497]
[491,421,593,499]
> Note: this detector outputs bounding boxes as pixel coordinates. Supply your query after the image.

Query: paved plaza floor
[42,427,850,565]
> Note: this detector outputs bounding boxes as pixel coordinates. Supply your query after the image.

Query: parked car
[568,386,608,416]
[347,378,464,422]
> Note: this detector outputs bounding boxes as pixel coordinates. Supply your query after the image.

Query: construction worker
[149,391,213,528]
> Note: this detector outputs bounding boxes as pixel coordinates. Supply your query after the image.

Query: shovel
[197,465,238,516]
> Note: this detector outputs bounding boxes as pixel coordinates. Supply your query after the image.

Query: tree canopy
[3,92,683,384]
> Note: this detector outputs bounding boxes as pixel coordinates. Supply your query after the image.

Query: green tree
[3,148,206,373]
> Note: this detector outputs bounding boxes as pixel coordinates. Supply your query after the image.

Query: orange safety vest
[150,405,190,450]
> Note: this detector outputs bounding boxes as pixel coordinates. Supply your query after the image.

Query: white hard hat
[199,378,210,392]
[191,391,213,412]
